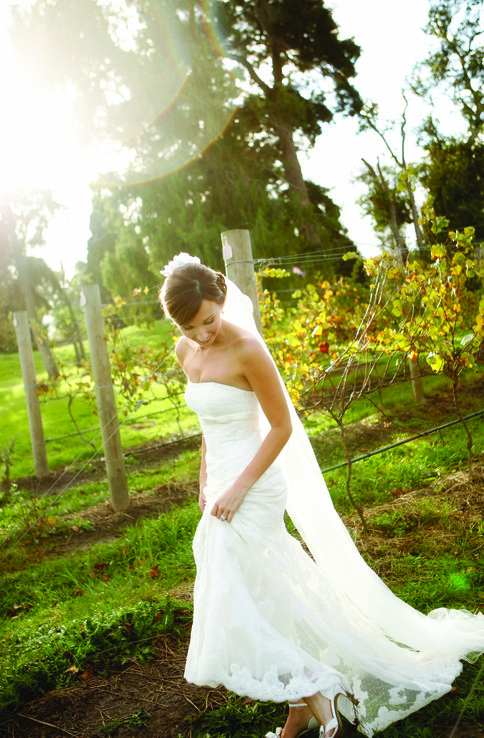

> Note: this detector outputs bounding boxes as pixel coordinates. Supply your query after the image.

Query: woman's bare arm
[211,338,292,522]
[199,435,207,512]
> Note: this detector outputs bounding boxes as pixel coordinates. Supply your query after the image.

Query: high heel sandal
[319,691,343,738]
[265,703,319,738]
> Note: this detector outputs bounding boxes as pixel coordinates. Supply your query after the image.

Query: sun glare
[0,4,112,273]
[1,61,81,194]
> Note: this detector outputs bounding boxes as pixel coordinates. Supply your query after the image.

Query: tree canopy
[409,0,484,239]
[216,0,362,204]
[419,139,484,239]
[358,0,484,251]
[11,0,363,296]
[413,0,484,145]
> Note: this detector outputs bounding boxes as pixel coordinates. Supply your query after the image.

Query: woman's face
[177,299,223,348]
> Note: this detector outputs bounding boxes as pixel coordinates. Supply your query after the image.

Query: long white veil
[222,275,484,661]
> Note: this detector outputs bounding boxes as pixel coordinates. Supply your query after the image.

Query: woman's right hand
[199,487,207,513]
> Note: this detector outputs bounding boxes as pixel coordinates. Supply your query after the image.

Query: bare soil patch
[13,435,201,498]
[12,436,200,556]
[36,481,198,556]
[0,638,228,738]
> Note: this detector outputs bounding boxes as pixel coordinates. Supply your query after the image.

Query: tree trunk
[272,119,310,205]
[62,292,86,365]
[452,377,473,476]
[20,275,60,380]
[408,355,426,405]
[45,264,86,364]
[271,118,321,246]
[338,420,368,532]
[362,159,409,266]
[269,36,319,245]
[405,179,426,254]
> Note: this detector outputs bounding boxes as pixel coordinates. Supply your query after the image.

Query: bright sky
[0,2,103,273]
[303,0,433,255]
[0,0,464,276]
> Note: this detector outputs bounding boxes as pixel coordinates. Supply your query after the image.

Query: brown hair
[160,263,227,325]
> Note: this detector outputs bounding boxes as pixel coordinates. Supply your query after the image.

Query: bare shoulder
[231,330,289,425]
[230,330,278,381]
[232,331,268,363]
[175,336,193,365]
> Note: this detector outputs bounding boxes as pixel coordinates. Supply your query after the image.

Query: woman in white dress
[160,253,484,738]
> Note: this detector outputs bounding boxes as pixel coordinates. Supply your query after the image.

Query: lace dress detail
[184,380,484,737]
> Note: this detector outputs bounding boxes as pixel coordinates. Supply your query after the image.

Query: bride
[160,253,484,738]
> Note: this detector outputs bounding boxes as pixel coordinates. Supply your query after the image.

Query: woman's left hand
[211,485,247,523]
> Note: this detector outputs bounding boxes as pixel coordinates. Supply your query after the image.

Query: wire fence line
[3,339,483,561]
[56,239,483,332]
[44,402,187,443]
[123,432,202,459]
[3,393,483,564]
[6,240,483,557]
[67,246,367,314]
[0,343,187,559]
[57,243,462,338]
[320,409,484,474]
[40,387,186,406]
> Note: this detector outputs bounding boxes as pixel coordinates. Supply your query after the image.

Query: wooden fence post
[81,284,130,512]
[13,311,49,479]
[221,229,262,334]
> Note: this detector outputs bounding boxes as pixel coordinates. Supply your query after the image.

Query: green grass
[0,596,192,717]
[0,326,199,478]
[0,502,199,630]
[325,414,484,512]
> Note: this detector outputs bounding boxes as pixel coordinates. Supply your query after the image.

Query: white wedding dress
[184,378,484,737]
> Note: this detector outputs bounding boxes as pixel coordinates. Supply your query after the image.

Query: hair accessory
[160,252,201,277]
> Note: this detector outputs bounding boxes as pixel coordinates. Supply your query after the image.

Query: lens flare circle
[96,0,239,188]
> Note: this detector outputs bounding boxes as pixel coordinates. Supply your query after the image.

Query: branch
[224,52,272,95]
[365,114,402,168]
[400,91,409,168]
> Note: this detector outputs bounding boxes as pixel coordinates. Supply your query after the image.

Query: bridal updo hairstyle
[160,263,227,326]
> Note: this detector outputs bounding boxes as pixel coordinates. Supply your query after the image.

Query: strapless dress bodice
[185,379,284,507]
[185,379,259,421]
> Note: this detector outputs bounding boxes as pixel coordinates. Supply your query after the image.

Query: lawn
[0,325,199,479]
